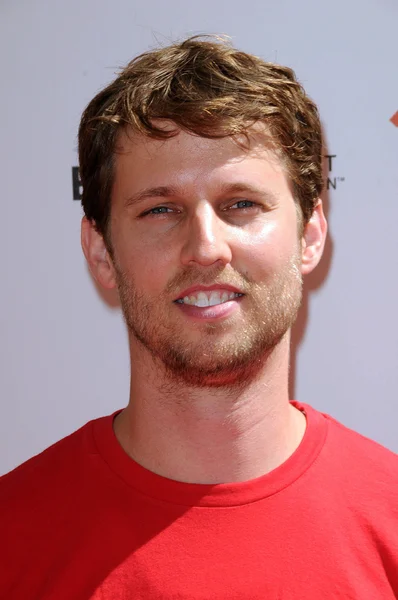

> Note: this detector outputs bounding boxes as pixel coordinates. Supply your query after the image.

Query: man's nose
[179,203,233,267]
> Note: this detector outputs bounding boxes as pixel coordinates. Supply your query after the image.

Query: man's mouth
[175,290,244,308]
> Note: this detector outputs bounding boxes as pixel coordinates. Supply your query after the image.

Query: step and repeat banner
[1,0,397,474]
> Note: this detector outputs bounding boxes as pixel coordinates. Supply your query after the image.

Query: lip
[174,284,244,302]
[175,295,244,321]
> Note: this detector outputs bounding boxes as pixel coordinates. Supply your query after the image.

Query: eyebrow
[218,182,277,202]
[124,182,277,208]
[124,186,178,209]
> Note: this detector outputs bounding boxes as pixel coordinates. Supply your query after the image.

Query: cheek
[234,219,299,280]
[116,233,176,292]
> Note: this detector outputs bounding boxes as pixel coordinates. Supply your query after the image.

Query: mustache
[164,266,253,297]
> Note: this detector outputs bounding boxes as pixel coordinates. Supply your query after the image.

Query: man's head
[78,36,323,246]
[80,37,327,387]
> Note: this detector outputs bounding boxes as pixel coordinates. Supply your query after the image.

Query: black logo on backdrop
[324,155,345,190]
[72,166,82,200]
[72,155,345,200]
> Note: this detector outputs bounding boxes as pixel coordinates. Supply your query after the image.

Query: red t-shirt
[1,402,397,599]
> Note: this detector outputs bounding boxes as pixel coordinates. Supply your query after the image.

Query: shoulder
[297,401,398,501]
[298,401,397,465]
[312,405,398,516]
[0,415,108,518]
[321,408,398,468]
[0,414,115,594]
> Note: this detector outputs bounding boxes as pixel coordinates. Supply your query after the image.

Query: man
[1,36,397,599]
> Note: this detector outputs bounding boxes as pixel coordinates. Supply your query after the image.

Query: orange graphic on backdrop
[390,111,398,127]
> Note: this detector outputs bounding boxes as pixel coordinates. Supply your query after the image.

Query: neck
[113,335,306,484]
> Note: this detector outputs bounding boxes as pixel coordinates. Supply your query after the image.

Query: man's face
[107,126,305,387]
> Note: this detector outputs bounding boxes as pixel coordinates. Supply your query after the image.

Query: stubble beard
[115,255,303,389]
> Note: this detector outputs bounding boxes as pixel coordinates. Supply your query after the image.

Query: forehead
[112,123,291,197]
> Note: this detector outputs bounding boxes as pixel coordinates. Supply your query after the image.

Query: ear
[301,200,328,275]
[81,217,117,289]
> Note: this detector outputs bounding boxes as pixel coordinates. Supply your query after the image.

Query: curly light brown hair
[78,36,323,243]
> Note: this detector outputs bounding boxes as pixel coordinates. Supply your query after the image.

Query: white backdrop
[1,0,397,475]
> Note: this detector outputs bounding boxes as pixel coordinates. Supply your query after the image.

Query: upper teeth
[178,290,242,307]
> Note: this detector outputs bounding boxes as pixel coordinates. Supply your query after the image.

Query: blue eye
[152,206,171,213]
[144,206,173,215]
[231,200,256,209]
